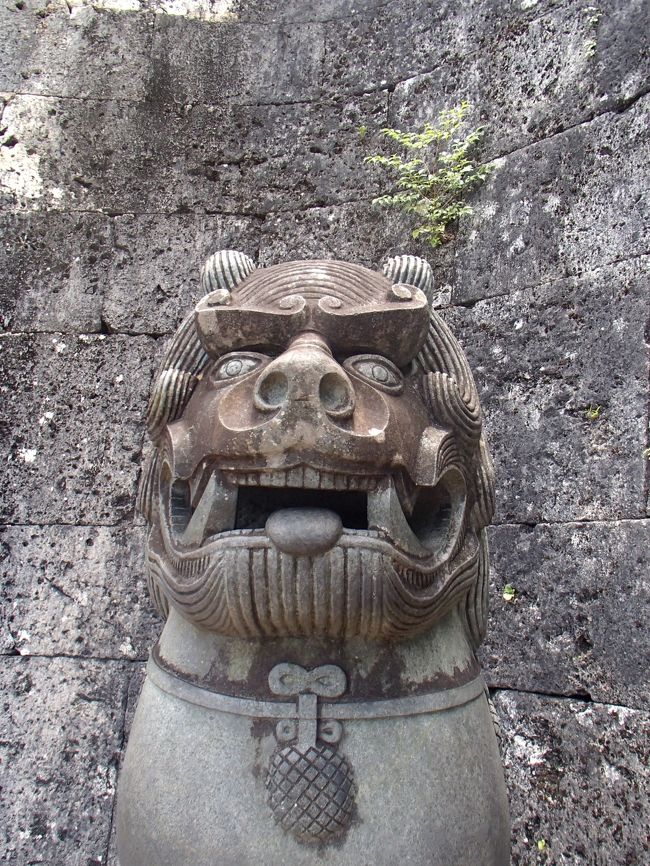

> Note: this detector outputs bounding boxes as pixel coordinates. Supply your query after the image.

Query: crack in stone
[611,86,650,115]
[45,580,75,603]
[1,199,370,218]
[0,520,146,529]
[494,516,650,530]
[1,86,647,233]
[103,664,134,866]
[490,684,648,715]
[4,75,645,182]
[450,252,650,308]
[0,329,166,339]
[490,684,594,704]
[482,90,650,166]
[2,248,646,340]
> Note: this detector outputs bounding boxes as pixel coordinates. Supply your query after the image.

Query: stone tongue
[265,508,343,556]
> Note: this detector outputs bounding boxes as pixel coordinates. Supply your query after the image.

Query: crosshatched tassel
[266,744,355,842]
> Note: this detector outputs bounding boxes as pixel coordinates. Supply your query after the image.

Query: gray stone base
[116,674,510,866]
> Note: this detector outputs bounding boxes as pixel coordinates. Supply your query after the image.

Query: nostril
[319,371,354,417]
[255,370,289,411]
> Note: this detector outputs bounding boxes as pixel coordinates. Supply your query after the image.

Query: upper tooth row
[222,468,379,491]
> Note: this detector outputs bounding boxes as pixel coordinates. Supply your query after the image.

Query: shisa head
[138,252,495,644]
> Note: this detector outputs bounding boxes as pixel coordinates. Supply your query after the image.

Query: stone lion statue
[117,252,509,866]
[138,252,495,645]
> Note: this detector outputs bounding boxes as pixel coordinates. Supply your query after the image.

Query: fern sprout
[364,101,493,248]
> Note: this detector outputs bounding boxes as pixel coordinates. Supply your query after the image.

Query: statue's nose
[254,332,355,419]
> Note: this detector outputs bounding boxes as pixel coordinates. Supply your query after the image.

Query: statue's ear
[145,251,256,442]
[383,255,434,304]
[200,249,256,302]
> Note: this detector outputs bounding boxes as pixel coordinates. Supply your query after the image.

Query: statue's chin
[146,524,480,641]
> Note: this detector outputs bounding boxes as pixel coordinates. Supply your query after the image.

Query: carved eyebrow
[237,344,282,356]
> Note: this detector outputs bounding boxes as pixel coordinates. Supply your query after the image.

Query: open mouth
[161,462,466,577]
[236,486,369,531]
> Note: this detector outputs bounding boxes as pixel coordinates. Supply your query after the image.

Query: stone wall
[1,0,648,863]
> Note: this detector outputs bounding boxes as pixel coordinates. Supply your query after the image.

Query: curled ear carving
[415,303,495,537]
[422,372,481,450]
[146,313,209,440]
[145,251,256,444]
[147,367,198,440]
[415,308,479,413]
[201,249,256,296]
[383,255,434,304]
[141,249,257,523]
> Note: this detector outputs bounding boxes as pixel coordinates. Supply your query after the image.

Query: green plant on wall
[364,101,493,248]
[584,404,602,421]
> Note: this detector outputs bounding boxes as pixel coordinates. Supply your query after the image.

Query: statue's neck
[155,607,480,703]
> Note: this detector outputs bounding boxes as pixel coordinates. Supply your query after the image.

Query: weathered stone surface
[150,16,324,104]
[0,212,111,333]
[0,0,39,94]
[0,95,241,214]
[234,0,389,22]
[320,0,567,95]
[0,0,648,861]
[0,92,386,214]
[0,657,132,865]
[493,690,650,866]
[0,2,154,100]
[452,97,649,301]
[0,333,157,524]
[241,95,387,212]
[148,17,249,102]
[445,256,649,523]
[103,213,260,334]
[0,524,161,659]
[481,520,650,710]
[259,202,457,302]
[390,0,649,161]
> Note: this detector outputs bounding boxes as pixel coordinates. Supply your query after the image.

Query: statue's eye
[344,355,403,393]
[212,353,266,381]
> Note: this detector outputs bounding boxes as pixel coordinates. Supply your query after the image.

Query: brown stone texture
[1,0,648,863]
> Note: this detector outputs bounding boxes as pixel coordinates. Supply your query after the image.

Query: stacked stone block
[1,1,648,863]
